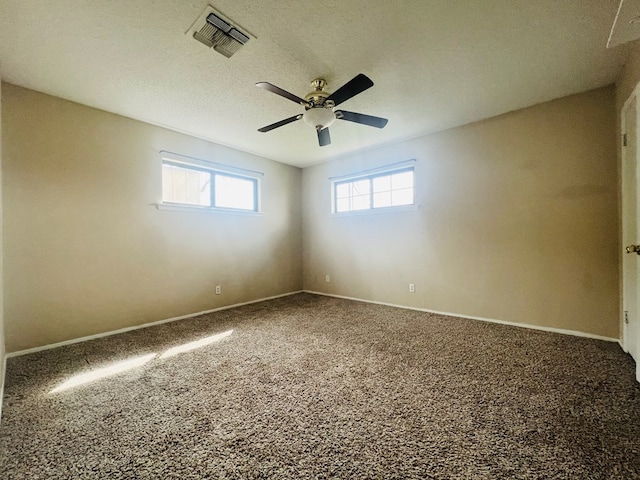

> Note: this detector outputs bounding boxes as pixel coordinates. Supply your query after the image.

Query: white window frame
[330,160,417,215]
[157,151,263,214]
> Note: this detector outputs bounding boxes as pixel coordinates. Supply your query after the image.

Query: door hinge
[624,310,630,324]
[623,133,628,147]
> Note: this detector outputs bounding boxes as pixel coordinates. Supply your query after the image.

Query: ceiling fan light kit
[303,107,336,130]
[256,74,388,146]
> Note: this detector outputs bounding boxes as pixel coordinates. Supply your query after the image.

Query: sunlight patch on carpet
[159,329,234,359]
[48,330,233,393]
[49,353,157,393]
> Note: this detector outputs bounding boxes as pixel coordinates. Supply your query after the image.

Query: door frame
[621,89,634,354]
[621,83,640,382]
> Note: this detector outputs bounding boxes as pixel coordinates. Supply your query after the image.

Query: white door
[622,93,640,380]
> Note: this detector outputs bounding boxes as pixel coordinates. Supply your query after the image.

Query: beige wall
[1,83,302,352]
[616,41,640,115]
[302,87,619,338]
[0,81,621,352]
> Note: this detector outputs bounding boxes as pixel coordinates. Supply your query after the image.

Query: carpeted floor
[1,293,639,479]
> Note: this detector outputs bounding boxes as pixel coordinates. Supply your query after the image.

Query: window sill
[155,203,263,216]
[331,203,421,217]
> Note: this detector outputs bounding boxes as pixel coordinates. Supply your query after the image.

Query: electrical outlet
[325,275,331,283]
[409,283,415,293]
[215,285,221,295]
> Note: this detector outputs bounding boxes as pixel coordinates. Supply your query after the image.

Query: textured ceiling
[0,0,630,167]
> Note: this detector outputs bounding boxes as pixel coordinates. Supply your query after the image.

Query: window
[160,152,261,213]
[333,164,415,213]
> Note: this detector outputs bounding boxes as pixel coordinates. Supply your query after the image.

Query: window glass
[161,156,260,213]
[392,188,413,206]
[351,179,370,197]
[333,166,414,213]
[336,197,350,212]
[162,164,211,207]
[372,175,391,193]
[351,193,371,211]
[336,183,350,199]
[392,171,413,189]
[373,191,392,208]
[214,174,255,210]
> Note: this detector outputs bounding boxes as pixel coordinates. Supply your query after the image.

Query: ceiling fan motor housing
[302,78,336,130]
[304,79,332,107]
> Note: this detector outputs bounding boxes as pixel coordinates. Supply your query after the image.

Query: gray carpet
[1,293,639,479]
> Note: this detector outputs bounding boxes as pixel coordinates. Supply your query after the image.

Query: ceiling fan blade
[336,110,388,128]
[256,82,308,106]
[325,73,374,107]
[317,127,331,147]
[257,114,302,132]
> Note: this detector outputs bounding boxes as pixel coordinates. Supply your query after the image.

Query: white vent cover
[187,5,252,58]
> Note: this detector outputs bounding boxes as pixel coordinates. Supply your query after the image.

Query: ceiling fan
[256,73,388,147]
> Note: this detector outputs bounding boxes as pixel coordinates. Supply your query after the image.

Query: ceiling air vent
[187,6,252,58]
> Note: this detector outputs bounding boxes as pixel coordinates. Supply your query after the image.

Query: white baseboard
[6,291,303,358]
[3,288,623,360]
[0,354,5,423]
[303,290,619,343]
